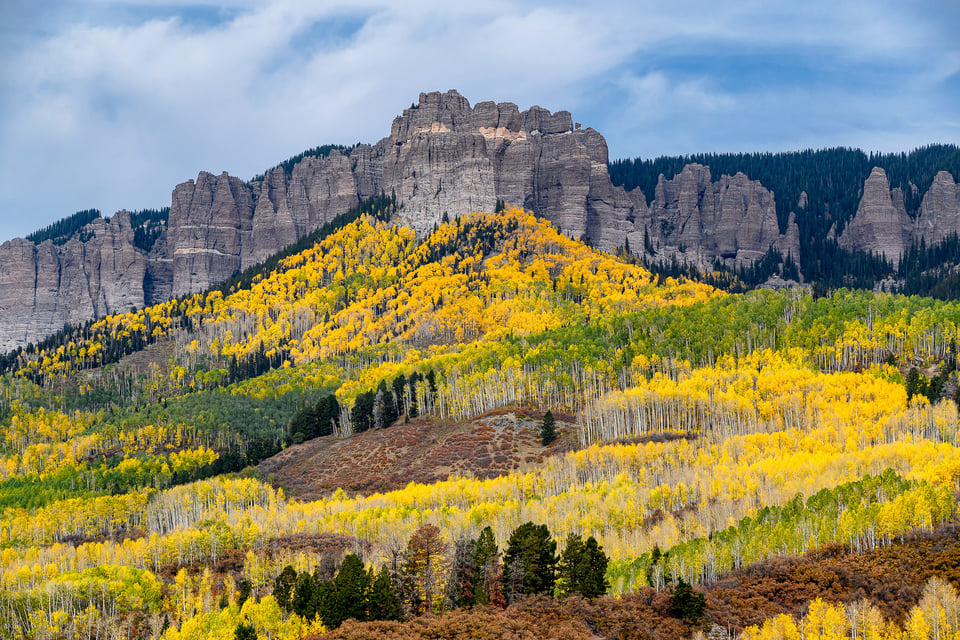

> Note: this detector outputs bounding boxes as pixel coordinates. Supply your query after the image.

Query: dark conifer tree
[557,534,609,598]
[669,577,706,623]
[234,622,256,640]
[447,536,480,609]
[368,566,402,622]
[473,525,502,606]
[319,553,372,628]
[392,374,407,416]
[540,410,557,446]
[291,572,320,619]
[351,391,376,433]
[503,522,557,599]
[317,395,340,436]
[378,379,398,426]
[273,565,298,611]
[407,371,421,418]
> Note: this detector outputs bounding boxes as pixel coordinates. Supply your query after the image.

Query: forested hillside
[25,209,102,245]
[2,204,960,639]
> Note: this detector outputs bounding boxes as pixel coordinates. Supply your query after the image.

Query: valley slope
[2,204,960,639]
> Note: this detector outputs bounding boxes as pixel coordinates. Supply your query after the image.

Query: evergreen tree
[407,371,421,418]
[503,522,557,598]
[368,566,402,622]
[540,410,557,446]
[557,533,585,596]
[234,622,257,640]
[378,379,398,426]
[288,403,319,444]
[473,525,501,605]
[906,367,922,401]
[273,565,298,611]
[319,553,372,628]
[25,208,101,245]
[317,395,340,436]
[669,577,706,623]
[578,537,609,598]
[237,578,252,607]
[447,536,480,609]
[392,374,407,416]
[291,571,320,619]
[351,391,375,433]
[557,534,609,598]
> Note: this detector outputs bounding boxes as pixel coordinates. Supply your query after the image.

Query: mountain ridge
[2,91,959,352]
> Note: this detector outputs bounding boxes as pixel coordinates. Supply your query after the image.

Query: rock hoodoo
[913,171,960,246]
[838,167,912,266]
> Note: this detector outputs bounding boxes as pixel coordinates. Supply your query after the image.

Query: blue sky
[1,0,958,242]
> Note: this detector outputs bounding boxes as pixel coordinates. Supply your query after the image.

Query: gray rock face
[914,171,960,245]
[839,167,912,266]
[0,212,145,351]
[168,90,643,296]
[625,164,798,267]
[775,212,802,261]
[378,91,636,242]
[170,171,255,297]
[240,91,792,276]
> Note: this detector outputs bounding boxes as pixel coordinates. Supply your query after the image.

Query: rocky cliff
[623,164,800,267]
[913,171,960,245]
[838,168,912,265]
[170,90,799,296]
[169,171,256,297]
[0,212,146,351]
[2,90,952,351]
[163,91,642,296]
[835,167,960,267]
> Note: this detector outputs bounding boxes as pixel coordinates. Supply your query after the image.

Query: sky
[1,0,958,242]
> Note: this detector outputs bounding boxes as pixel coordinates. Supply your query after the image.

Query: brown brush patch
[257,410,576,499]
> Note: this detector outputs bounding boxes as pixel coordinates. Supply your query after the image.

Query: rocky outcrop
[838,167,912,266]
[168,90,642,295]
[169,171,255,297]
[775,212,802,261]
[913,171,960,245]
[379,93,636,244]
[624,164,799,266]
[248,150,374,267]
[163,91,807,296]
[0,212,145,351]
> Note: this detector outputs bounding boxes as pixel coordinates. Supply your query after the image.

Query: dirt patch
[83,338,176,384]
[258,409,574,499]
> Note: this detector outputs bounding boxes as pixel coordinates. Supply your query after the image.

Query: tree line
[24,209,101,245]
[269,520,610,632]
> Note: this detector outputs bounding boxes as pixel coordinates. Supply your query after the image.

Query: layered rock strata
[0,212,146,351]
[913,171,960,245]
[838,167,912,266]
